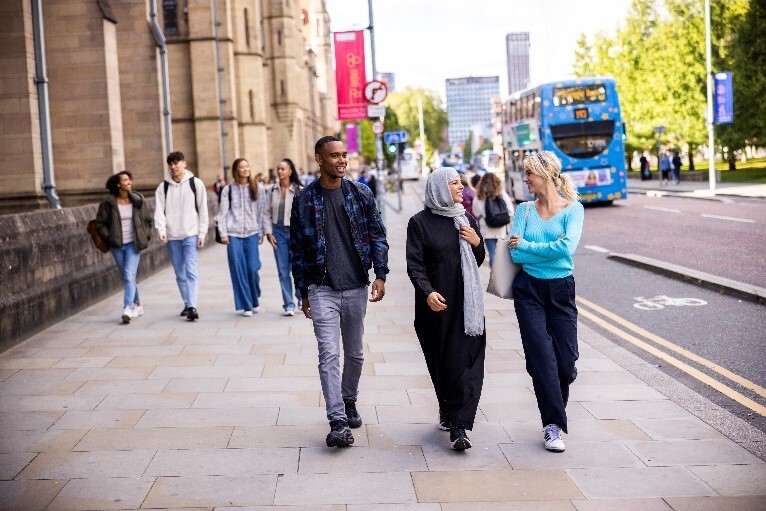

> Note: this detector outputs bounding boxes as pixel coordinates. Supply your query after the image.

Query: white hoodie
[154,170,209,240]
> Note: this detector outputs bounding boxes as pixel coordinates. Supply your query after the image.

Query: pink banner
[345,123,359,153]
[334,31,367,121]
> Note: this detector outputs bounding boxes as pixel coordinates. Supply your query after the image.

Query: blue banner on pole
[713,72,733,125]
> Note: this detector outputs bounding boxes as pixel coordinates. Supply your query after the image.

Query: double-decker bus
[501,77,627,204]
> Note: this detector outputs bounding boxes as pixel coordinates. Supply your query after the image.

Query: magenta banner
[333,31,367,120]
[345,123,359,153]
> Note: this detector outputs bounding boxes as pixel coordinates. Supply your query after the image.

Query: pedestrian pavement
[627,177,766,199]
[2,184,766,510]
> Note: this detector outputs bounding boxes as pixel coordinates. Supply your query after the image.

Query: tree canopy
[573,0,757,167]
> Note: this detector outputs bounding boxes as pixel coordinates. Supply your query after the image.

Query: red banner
[333,31,367,121]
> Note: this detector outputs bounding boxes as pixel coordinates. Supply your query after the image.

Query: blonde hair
[475,172,502,200]
[523,151,579,201]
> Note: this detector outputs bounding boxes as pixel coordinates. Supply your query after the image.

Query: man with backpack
[154,151,209,321]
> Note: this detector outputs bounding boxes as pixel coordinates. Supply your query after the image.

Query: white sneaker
[543,424,565,452]
[241,310,253,317]
[253,306,262,314]
[283,309,295,317]
[121,307,133,324]
[132,304,144,318]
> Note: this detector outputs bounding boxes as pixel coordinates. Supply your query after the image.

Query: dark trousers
[512,270,579,433]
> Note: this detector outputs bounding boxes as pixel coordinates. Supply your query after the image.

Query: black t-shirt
[320,186,367,291]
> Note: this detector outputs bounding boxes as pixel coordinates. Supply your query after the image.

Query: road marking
[577,295,766,403]
[584,245,610,253]
[643,205,681,213]
[701,214,755,223]
[632,295,707,310]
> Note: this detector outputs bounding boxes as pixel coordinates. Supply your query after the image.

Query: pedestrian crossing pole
[367,0,386,223]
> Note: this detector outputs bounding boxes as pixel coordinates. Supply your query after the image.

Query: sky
[323,0,634,99]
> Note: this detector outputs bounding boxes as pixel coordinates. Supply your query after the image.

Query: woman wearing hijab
[509,151,584,453]
[406,167,486,451]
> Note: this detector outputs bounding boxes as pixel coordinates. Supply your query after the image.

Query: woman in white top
[264,158,303,316]
[217,158,267,316]
[472,172,514,266]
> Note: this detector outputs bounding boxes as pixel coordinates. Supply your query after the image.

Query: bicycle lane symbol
[633,295,708,310]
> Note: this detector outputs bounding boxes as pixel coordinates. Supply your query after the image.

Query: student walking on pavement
[406,167,486,451]
[154,151,208,321]
[509,151,584,453]
[472,172,514,266]
[217,158,267,317]
[290,136,389,448]
[95,171,153,324]
[264,158,303,317]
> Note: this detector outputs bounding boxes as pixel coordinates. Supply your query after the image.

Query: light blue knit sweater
[510,201,584,279]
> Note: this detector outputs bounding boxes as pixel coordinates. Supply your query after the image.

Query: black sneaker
[450,428,472,451]
[438,410,452,431]
[186,307,199,321]
[326,419,354,447]
[180,306,191,317]
[344,399,362,429]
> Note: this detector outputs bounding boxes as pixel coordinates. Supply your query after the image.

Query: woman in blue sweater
[509,151,584,453]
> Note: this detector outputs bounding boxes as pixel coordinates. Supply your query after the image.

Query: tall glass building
[445,76,500,147]
[506,32,530,95]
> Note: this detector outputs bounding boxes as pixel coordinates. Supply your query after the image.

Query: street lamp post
[704,0,717,192]
[367,0,386,223]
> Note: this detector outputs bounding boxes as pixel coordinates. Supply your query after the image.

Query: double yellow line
[576,296,766,417]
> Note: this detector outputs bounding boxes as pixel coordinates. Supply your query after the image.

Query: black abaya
[405,210,486,429]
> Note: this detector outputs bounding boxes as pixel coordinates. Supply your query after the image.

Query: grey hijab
[424,168,484,336]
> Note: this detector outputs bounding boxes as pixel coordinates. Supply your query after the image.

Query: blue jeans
[272,223,298,311]
[167,236,199,308]
[227,234,262,311]
[111,242,140,307]
[308,284,368,422]
[485,238,498,266]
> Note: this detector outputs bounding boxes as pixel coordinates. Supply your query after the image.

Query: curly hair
[105,171,133,197]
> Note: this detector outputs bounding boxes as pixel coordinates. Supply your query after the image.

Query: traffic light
[387,143,397,154]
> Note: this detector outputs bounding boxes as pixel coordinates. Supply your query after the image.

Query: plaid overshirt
[289,178,389,299]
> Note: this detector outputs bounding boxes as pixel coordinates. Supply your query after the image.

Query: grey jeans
[308,284,368,422]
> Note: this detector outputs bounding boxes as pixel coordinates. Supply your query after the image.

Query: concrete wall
[0,195,217,353]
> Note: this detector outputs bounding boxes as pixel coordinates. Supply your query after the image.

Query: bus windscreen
[550,120,614,158]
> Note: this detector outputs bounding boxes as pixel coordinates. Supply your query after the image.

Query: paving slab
[17,450,155,479]
[688,464,766,496]
[142,475,277,508]
[274,472,417,505]
[625,439,764,466]
[412,468,583,502]
[566,467,716,499]
[73,426,232,451]
[664,495,766,511]
[144,447,299,476]
[298,445,427,473]
[45,477,155,511]
[0,479,64,511]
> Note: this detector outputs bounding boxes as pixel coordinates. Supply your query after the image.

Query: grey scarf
[424,168,484,336]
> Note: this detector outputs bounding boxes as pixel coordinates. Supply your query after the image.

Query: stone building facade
[0,0,338,211]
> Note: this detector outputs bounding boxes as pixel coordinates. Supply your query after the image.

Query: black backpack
[484,195,510,227]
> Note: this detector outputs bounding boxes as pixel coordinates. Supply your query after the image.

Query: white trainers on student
[543,424,565,452]
[253,306,262,314]
[121,307,133,324]
[132,304,144,318]
[241,310,253,317]
[283,309,295,317]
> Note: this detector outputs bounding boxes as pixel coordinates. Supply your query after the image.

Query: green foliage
[572,0,758,163]
[385,87,448,162]
[463,135,473,163]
